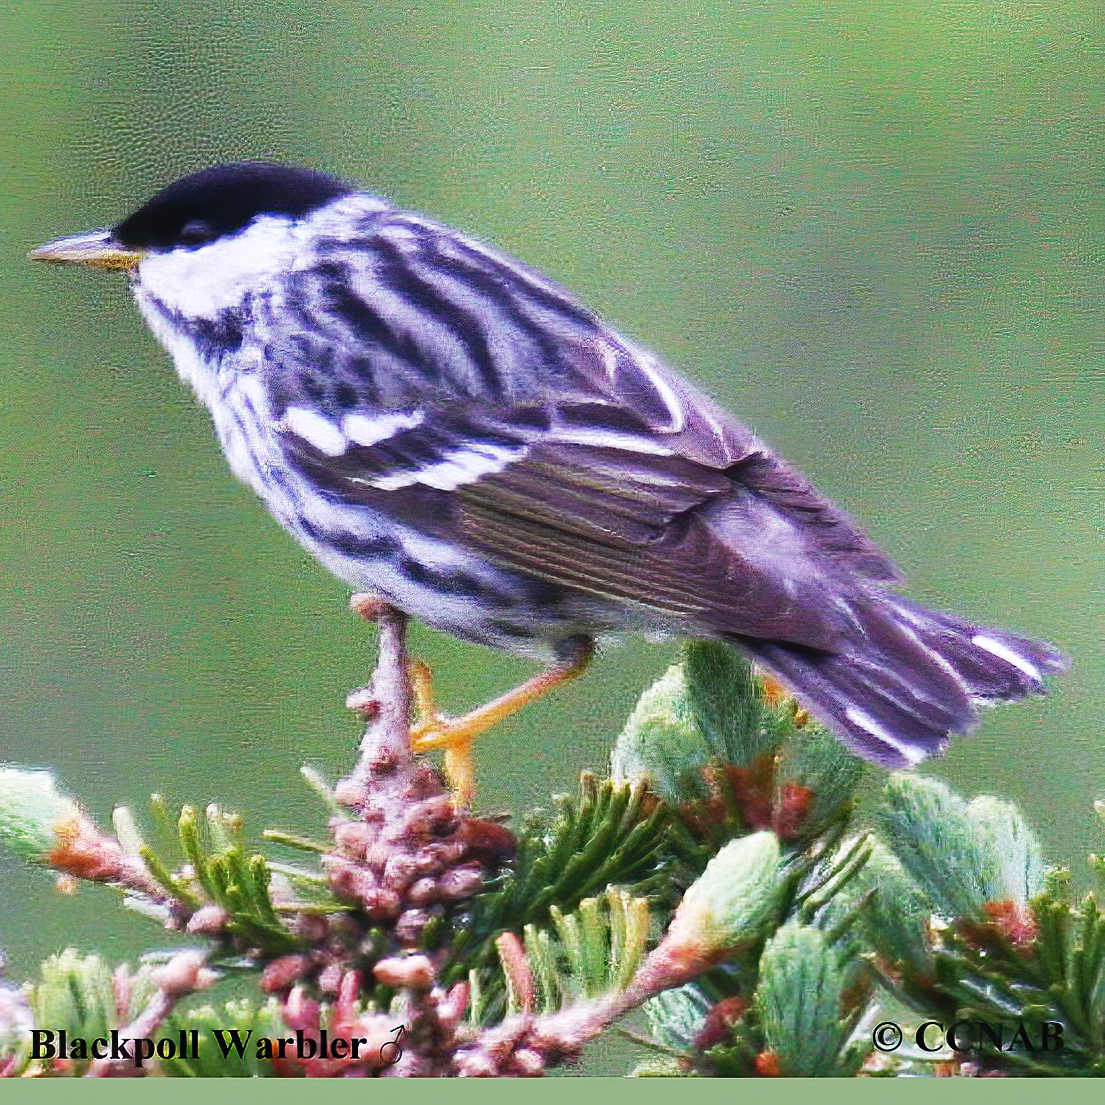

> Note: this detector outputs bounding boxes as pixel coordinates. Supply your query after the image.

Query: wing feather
[270,208,901,648]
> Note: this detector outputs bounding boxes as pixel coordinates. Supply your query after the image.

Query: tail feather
[885,596,1066,701]
[732,595,1068,769]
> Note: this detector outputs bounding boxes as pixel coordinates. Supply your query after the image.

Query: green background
[0,0,1099,1067]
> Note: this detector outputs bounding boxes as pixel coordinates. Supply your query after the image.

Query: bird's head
[29,161,356,316]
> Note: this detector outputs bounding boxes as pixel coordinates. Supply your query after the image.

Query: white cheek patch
[284,406,347,456]
[342,410,425,446]
[136,216,297,319]
[370,442,526,491]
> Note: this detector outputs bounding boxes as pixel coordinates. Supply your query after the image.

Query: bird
[30,160,1066,798]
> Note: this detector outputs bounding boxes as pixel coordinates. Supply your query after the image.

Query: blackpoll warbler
[30,162,1066,783]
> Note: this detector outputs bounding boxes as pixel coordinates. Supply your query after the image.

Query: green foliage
[0,644,1095,1078]
[442,773,672,989]
[615,643,867,858]
[971,795,1046,905]
[774,725,866,842]
[612,663,710,804]
[850,772,1105,1076]
[755,920,869,1076]
[638,829,879,1077]
[877,774,1045,921]
[0,769,80,862]
[493,889,651,1016]
[142,802,306,957]
[619,656,1105,1078]
[613,642,808,801]
[161,999,287,1077]
[847,840,935,982]
[549,888,650,1001]
[32,952,124,1047]
[19,951,162,1075]
[666,832,785,957]
[682,641,787,766]
[645,984,712,1053]
[865,872,1105,1074]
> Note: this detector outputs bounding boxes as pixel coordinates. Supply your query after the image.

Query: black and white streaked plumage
[31,161,1067,768]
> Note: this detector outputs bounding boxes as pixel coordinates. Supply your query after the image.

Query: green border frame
[3,1077,1102,1103]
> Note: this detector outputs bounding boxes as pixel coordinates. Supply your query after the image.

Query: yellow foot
[409,637,596,806]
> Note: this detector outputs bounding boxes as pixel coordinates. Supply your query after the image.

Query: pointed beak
[28,228,143,272]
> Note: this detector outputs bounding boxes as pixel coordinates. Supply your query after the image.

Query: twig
[85,951,215,1077]
[350,597,412,785]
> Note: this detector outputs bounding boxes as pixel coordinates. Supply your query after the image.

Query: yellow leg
[350,594,596,804]
[410,638,595,805]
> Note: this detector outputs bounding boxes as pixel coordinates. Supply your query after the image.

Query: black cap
[113,162,354,250]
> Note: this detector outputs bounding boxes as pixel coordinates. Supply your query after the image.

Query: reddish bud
[349,593,392,620]
[345,687,379,718]
[361,887,402,920]
[294,914,330,943]
[456,1052,498,1077]
[283,985,320,1031]
[333,820,376,858]
[693,996,749,1050]
[723,757,777,832]
[394,908,430,945]
[510,1048,544,1076]
[437,865,483,902]
[407,877,439,905]
[260,955,311,993]
[495,932,533,1014]
[458,818,517,863]
[332,778,368,808]
[402,795,457,839]
[439,981,470,1032]
[325,858,375,900]
[772,784,816,841]
[373,954,435,990]
[154,951,216,998]
[404,768,449,802]
[755,1049,782,1077]
[186,905,230,936]
[383,853,420,891]
[983,899,1038,949]
[412,841,466,875]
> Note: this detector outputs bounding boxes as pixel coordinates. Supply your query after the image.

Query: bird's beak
[28,228,143,273]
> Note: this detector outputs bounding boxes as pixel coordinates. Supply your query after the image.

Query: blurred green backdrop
[0,0,1099,1030]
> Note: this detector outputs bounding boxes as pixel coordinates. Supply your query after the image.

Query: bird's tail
[731,594,1068,768]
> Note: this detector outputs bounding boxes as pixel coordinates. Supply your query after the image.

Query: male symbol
[380,1024,406,1066]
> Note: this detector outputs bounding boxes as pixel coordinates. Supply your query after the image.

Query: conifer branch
[0,624,1093,1077]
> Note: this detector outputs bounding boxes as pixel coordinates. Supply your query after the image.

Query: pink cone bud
[373,954,435,990]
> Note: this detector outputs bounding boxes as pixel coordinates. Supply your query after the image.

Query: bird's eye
[177,219,216,246]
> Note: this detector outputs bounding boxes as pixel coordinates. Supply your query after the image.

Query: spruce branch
[0,603,1089,1077]
[442,773,672,991]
